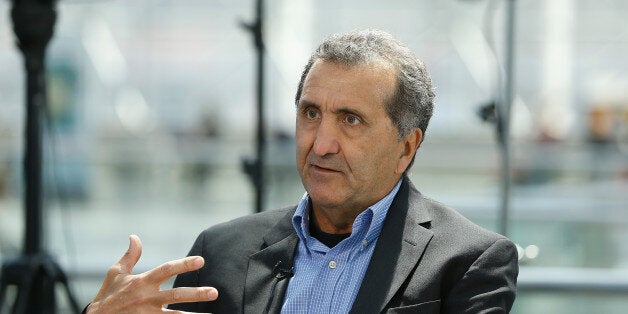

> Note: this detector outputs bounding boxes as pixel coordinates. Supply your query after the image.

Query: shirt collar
[292,179,403,252]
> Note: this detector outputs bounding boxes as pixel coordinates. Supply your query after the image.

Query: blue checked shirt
[280,180,402,313]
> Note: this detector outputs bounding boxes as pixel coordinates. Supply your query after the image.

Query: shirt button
[328,260,337,269]
[362,240,368,247]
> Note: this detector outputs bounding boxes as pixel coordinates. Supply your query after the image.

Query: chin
[305,188,344,208]
[303,175,350,201]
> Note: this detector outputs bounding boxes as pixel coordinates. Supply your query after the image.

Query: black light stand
[241,0,266,213]
[496,0,516,237]
[478,0,517,237]
[0,0,80,313]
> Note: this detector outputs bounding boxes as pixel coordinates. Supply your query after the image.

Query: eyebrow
[297,99,317,110]
[335,108,366,121]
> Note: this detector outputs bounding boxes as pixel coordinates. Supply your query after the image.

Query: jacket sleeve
[443,238,519,313]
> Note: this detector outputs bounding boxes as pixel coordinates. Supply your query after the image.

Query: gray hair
[295,29,435,142]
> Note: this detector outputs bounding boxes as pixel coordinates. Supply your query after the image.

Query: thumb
[117,234,142,274]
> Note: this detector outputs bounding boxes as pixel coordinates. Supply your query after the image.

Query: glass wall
[0,0,626,312]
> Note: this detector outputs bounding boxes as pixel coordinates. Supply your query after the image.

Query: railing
[518,267,628,293]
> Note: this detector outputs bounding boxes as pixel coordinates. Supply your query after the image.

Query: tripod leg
[13,271,34,314]
[0,278,9,311]
[60,281,81,314]
[57,273,81,313]
[40,258,81,313]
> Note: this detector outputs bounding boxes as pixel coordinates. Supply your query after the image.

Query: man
[87,29,518,313]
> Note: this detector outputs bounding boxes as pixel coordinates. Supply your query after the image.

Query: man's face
[296,59,417,216]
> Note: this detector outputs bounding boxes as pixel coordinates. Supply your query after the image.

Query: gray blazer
[170,178,518,313]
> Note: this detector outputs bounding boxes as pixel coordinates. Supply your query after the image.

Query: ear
[395,128,422,174]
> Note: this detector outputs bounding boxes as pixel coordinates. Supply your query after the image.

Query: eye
[344,114,361,126]
[305,108,320,120]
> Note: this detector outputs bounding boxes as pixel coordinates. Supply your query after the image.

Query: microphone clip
[273,261,294,280]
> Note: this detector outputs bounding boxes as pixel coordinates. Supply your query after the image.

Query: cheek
[295,131,313,163]
[367,141,402,172]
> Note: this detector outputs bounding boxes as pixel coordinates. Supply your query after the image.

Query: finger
[116,234,143,274]
[157,286,218,306]
[163,309,214,314]
[143,256,205,284]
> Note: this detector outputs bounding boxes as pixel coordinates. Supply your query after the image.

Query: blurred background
[0,0,626,313]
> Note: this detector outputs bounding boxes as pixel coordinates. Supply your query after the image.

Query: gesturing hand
[86,235,218,313]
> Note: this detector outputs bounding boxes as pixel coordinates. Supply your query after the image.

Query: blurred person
[85,30,518,313]
[587,104,622,181]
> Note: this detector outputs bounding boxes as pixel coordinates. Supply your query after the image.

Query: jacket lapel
[350,178,434,313]
[244,209,299,314]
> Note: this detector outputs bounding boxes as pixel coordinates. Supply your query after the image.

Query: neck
[310,206,356,234]
[308,176,404,234]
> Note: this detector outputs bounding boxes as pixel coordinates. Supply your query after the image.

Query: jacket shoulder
[195,206,296,251]
[420,195,510,249]
[202,207,295,234]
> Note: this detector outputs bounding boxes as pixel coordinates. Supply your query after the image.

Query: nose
[312,119,340,156]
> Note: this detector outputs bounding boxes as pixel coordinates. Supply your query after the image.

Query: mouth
[310,163,342,174]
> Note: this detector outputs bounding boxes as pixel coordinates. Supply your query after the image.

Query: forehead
[300,59,397,110]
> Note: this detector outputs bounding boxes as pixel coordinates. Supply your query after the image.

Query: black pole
[0,1,80,313]
[241,0,266,213]
[477,0,517,237]
[17,0,49,257]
